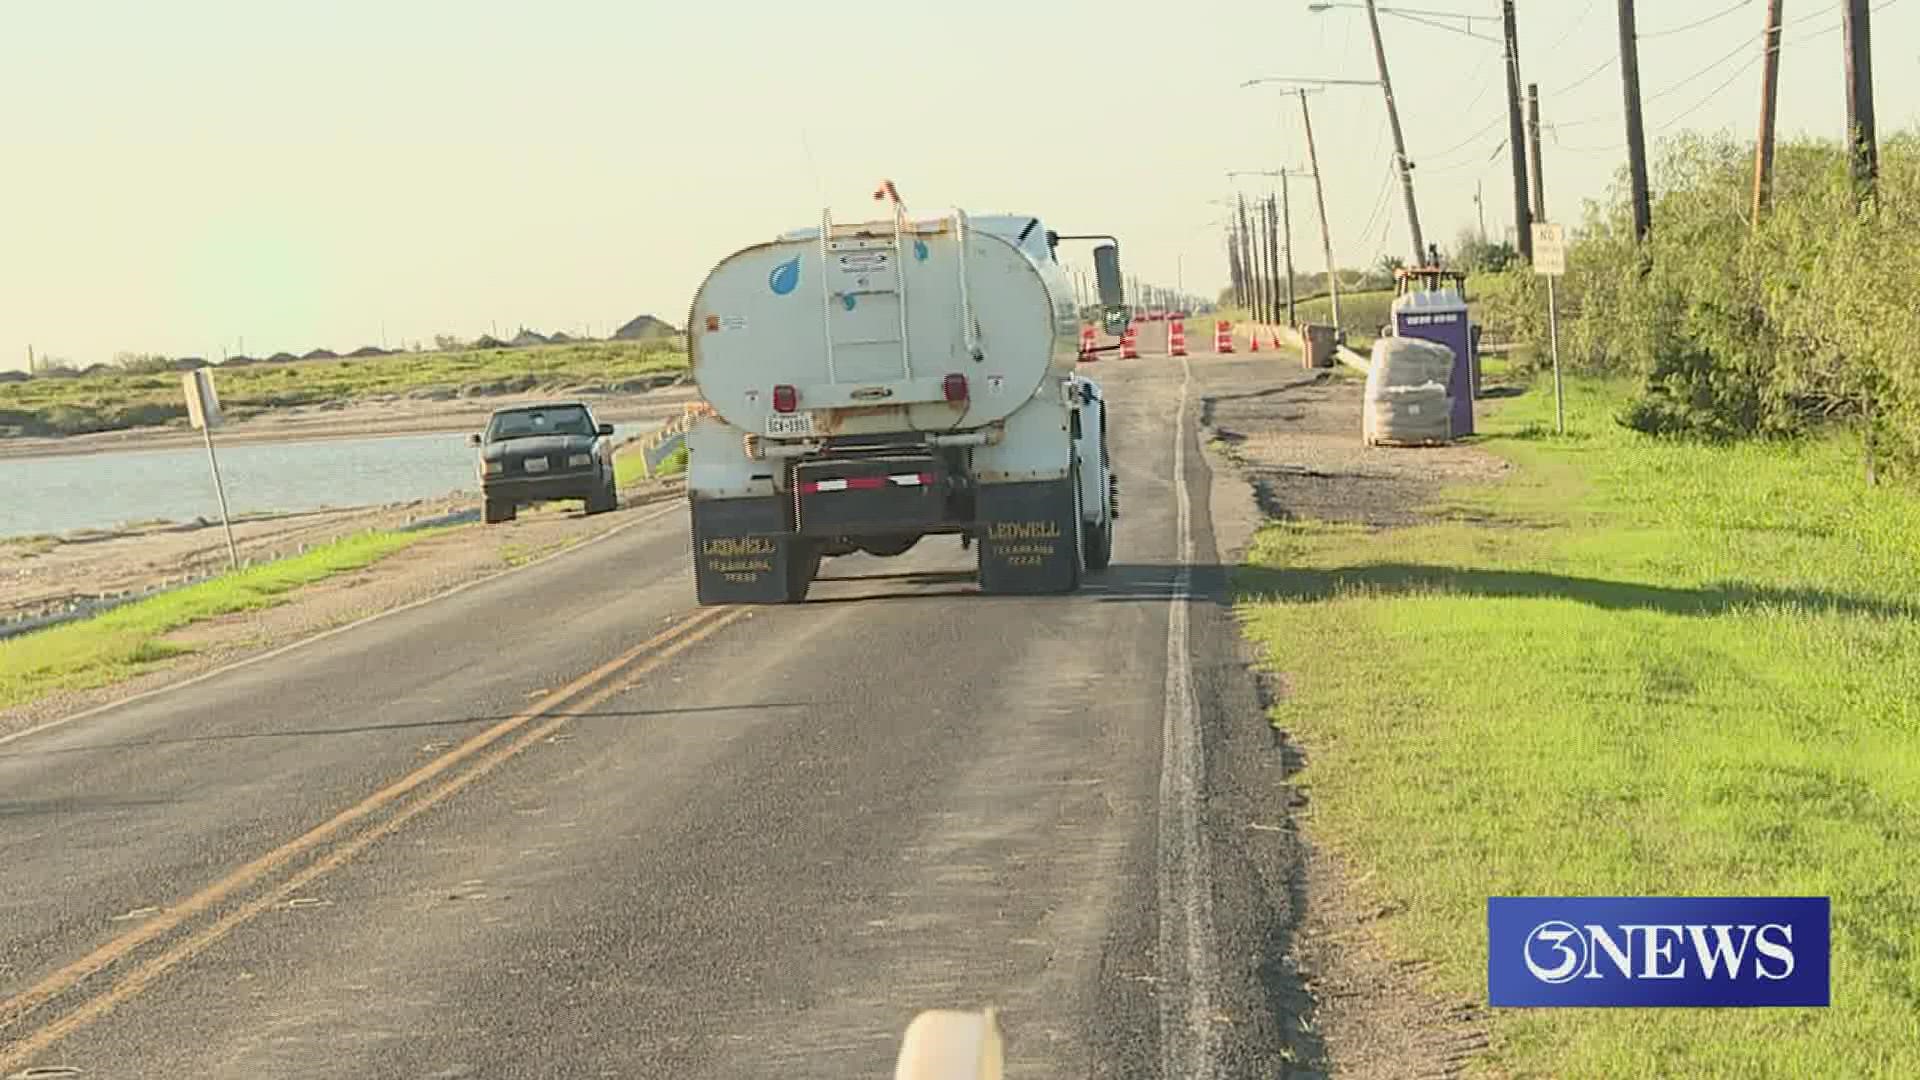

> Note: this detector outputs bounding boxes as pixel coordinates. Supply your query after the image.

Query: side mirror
[1092,243,1127,338]
[468,432,482,447]
[597,422,615,436]
[1092,243,1124,308]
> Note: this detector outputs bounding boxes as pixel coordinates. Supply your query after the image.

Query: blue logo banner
[1487,897,1830,1007]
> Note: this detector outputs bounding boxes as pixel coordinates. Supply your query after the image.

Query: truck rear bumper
[793,455,950,537]
[483,471,600,504]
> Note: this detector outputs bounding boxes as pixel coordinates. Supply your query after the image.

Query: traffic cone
[1169,318,1187,357]
[1214,320,1234,354]
[1247,324,1261,353]
[1121,322,1139,359]
[1078,324,1096,362]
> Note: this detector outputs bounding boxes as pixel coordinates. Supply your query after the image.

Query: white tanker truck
[682,194,1130,604]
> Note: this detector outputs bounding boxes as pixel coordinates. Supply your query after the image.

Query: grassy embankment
[1293,288,1396,351]
[1235,378,1920,1077]
[612,444,686,489]
[0,528,447,712]
[0,340,687,438]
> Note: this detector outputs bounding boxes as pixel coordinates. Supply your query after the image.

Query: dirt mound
[348,345,389,358]
[613,315,677,341]
[266,352,299,364]
[510,329,550,347]
[302,348,339,361]
[471,335,510,350]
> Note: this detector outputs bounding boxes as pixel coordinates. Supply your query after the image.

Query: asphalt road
[0,343,1299,1079]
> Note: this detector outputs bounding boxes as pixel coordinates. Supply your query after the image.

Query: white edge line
[0,499,689,750]
[1159,354,1219,1077]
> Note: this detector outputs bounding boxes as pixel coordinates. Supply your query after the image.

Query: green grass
[1294,287,1396,350]
[1235,378,1920,1077]
[613,443,685,488]
[0,340,686,438]
[0,527,444,711]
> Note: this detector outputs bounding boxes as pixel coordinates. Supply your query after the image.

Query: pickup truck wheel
[483,497,515,524]
[585,474,616,515]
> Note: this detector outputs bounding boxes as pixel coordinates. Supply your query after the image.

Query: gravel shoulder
[1195,350,1507,1079]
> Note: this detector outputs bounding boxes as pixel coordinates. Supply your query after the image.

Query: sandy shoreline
[0,382,703,461]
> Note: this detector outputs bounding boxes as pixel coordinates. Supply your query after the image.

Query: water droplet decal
[913,239,929,261]
[769,256,801,296]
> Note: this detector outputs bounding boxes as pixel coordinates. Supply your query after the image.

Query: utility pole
[1299,89,1342,328]
[1279,181,1297,326]
[1843,0,1877,200]
[1236,192,1255,316]
[1362,0,1425,262]
[1475,179,1487,243]
[1249,199,1266,323]
[1526,83,1546,223]
[1267,192,1286,328]
[1227,231,1244,308]
[1752,0,1785,224]
[1503,0,1533,262]
[1617,0,1653,242]
[26,344,34,376]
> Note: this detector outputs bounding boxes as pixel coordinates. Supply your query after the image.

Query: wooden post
[1752,0,1785,224]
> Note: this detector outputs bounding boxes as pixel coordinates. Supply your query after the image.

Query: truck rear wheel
[855,535,920,558]
[785,542,821,602]
[483,497,515,524]
[1083,509,1112,571]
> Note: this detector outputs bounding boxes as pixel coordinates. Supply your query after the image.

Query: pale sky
[4,1,1915,369]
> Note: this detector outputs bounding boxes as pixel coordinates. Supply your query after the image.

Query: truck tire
[1083,508,1112,571]
[856,535,920,558]
[483,497,515,524]
[785,542,821,602]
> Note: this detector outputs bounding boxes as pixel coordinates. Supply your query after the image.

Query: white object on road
[1362,337,1455,446]
[893,1009,1004,1080]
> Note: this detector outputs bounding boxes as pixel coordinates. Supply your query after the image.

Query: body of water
[1,424,643,539]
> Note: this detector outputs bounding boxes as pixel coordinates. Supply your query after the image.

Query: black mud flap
[690,496,816,604]
[975,473,1083,595]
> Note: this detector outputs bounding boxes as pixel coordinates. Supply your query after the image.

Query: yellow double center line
[0,603,747,1072]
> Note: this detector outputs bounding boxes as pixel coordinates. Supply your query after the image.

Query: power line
[1419,112,1507,165]
[1549,55,1617,98]
[1641,0,1753,39]
[1654,50,1764,132]
[1544,0,1602,53]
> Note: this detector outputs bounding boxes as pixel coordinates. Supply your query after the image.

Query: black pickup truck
[470,401,618,523]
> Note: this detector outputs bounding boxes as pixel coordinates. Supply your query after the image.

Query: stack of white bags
[1362,336,1455,446]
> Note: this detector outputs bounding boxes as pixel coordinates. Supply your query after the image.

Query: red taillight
[943,373,968,403]
[772,384,798,413]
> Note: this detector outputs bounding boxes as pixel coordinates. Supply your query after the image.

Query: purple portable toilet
[1389,268,1475,437]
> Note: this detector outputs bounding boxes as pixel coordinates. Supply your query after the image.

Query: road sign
[180,367,238,568]
[181,368,223,429]
[1532,223,1567,276]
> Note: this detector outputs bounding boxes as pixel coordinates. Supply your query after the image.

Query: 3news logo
[1487,897,1830,1007]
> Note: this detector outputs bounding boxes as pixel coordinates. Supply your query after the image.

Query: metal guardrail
[635,401,714,477]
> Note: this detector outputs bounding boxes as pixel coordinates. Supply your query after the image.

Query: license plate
[523,458,549,473]
[766,413,816,437]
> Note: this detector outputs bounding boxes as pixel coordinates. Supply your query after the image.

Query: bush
[1469,130,1920,478]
